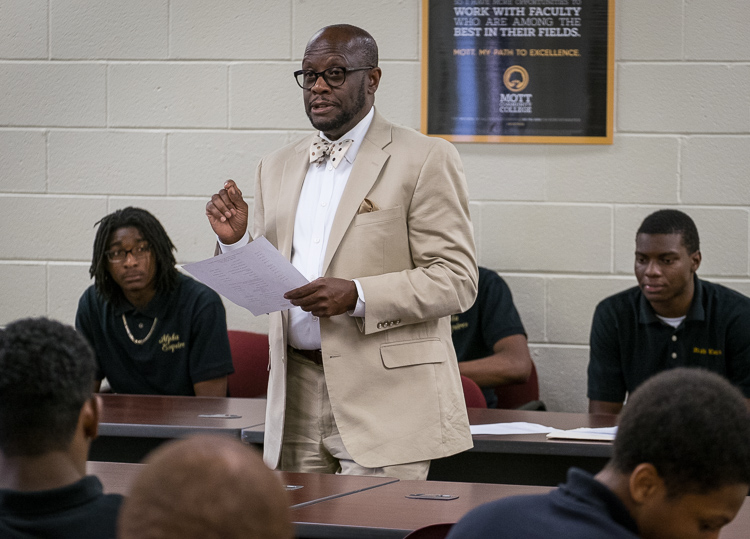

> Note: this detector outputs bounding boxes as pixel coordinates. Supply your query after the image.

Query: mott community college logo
[500,66,532,114]
[503,65,529,92]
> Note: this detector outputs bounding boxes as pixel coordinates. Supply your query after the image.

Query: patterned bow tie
[309,136,354,169]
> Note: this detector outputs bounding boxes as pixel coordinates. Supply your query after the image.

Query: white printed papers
[183,236,308,316]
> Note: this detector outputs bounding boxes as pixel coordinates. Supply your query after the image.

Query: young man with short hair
[447,368,750,539]
[0,317,123,538]
[588,209,750,414]
[76,207,233,396]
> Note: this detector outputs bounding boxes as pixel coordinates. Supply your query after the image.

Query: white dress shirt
[219,107,374,350]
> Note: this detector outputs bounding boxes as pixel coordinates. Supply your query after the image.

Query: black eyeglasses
[293,66,373,89]
[105,244,151,263]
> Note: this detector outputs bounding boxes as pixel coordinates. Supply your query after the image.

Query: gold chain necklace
[122,314,158,345]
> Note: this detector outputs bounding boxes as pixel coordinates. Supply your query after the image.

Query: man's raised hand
[206,180,249,245]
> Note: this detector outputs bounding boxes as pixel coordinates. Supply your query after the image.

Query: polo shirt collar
[113,286,172,319]
[638,274,704,324]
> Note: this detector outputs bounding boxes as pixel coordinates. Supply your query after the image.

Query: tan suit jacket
[255,109,478,468]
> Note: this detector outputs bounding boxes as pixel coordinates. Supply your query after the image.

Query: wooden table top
[292,479,552,539]
[243,408,618,458]
[89,461,396,508]
[466,408,618,457]
[98,394,267,438]
[85,462,750,539]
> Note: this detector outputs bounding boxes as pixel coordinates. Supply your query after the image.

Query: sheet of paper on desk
[546,427,618,441]
[182,236,308,316]
[470,422,556,435]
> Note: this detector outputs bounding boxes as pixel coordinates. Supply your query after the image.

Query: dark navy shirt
[446,468,639,539]
[0,476,123,539]
[76,273,233,395]
[588,275,750,402]
[451,268,526,407]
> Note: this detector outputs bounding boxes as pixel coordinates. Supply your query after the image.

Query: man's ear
[80,395,101,441]
[691,250,702,273]
[629,463,665,504]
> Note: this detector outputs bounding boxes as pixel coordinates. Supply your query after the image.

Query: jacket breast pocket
[380,338,447,369]
[352,205,403,227]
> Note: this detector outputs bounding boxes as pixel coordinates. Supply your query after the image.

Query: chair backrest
[226,330,270,398]
[494,360,541,409]
[403,523,454,539]
[461,375,487,409]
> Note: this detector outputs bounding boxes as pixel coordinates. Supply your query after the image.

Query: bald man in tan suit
[207,24,477,480]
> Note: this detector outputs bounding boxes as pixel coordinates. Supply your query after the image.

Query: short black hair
[611,368,750,496]
[637,209,700,254]
[90,207,178,304]
[0,317,96,457]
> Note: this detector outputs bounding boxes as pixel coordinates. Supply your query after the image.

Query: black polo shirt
[0,476,122,539]
[76,273,233,395]
[452,268,527,407]
[588,275,750,402]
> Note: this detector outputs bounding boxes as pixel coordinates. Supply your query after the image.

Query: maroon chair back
[403,523,454,539]
[494,360,541,409]
[226,330,270,398]
[460,375,487,409]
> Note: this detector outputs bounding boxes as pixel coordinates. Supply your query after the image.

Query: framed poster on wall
[422,0,614,144]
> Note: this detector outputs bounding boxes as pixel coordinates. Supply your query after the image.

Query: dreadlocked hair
[90,207,178,305]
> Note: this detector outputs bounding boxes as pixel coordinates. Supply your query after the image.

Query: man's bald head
[305,24,378,68]
[118,435,293,539]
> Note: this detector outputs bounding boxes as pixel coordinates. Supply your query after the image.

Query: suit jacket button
[377,322,383,329]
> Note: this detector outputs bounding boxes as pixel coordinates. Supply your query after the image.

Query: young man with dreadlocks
[75,207,233,396]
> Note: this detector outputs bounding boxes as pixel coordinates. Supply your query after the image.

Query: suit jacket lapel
[276,137,313,260]
[322,110,392,275]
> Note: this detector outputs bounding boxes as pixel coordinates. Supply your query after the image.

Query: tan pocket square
[358,198,380,214]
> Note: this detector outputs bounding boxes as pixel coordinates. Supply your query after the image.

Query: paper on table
[470,422,556,435]
[546,427,617,441]
[182,236,308,316]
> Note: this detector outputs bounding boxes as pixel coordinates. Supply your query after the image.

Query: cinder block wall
[1,1,748,412]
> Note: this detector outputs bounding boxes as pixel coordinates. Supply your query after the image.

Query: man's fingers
[224,179,243,199]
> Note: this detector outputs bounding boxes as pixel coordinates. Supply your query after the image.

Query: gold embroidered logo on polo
[159,333,186,353]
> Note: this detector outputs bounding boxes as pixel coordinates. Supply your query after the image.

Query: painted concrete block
[618,64,750,133]
[374,62,420,130]
[48,131,165,195]
[109,64,227,128]
[230,62,309,129]
[0,0,48,59]
[292,0,419,61]
[170,0,291,60]
[50,0,168,59]
[0,63,105,126]
[458,144,547,203]
[685,0,750,61]
[500,274,545,343]
[545,135,679,204]
[168,131,288,196]
[616,0,682,60]
[0,130,46,193]
[547,276,635,345]
[682,136,750,205]
[48,263,92,325]
[0,195,107,261]
[0,263,47,325]
[532,344,589,413]
[480,204,612,273]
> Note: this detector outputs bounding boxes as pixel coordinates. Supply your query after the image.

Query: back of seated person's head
[608,368,750,538]
[118,435,294,539]
[0,317,95,458]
